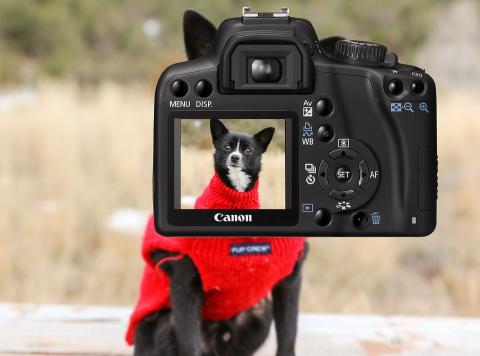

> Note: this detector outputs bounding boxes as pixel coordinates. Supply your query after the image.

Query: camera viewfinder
[250,58,282,83]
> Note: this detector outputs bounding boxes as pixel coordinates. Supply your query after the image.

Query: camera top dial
[333,39,387,66]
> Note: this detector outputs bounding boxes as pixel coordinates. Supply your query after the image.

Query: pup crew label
[230,242,272,256]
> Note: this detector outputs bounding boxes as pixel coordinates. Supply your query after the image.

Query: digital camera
[153,8,437,236]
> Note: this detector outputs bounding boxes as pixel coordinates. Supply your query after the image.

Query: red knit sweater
[125,173,306,345]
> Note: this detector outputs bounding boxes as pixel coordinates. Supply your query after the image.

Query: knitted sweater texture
[125,173,306,345]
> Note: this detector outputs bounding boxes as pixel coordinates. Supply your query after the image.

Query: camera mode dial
[334,40,387,66]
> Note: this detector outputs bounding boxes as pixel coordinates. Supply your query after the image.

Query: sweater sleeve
[141,214,184,268]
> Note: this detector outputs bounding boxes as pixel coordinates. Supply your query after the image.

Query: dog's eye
[244,148,253,155]
[224,145,231,152]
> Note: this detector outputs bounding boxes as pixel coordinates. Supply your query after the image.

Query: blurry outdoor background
[1,0,480,318]
[179,118,286,209]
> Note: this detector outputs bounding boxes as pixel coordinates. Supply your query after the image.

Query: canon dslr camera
[153,8,437,236]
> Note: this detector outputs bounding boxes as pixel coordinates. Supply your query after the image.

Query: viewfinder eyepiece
[250,58,282,83]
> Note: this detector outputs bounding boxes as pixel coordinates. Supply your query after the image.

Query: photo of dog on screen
[180,118,286,209]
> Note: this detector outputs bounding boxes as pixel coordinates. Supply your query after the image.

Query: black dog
[210,118,275,192]
[133,11,309,356]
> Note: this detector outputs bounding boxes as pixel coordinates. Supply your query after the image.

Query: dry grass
[1,83,480,317]
[0,82,150,305]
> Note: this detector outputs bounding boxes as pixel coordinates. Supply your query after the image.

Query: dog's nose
[230,154,240,162]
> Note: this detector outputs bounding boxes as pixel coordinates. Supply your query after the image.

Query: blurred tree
[0,0,451,85]
[180,118,286,151]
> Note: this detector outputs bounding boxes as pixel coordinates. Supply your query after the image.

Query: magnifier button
[411,80,425,95]
[387,79,403,96]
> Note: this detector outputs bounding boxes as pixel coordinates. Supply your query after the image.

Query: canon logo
[214,213,252,223]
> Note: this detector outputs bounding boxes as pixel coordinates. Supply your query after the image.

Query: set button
[303,138,380,221]
[335,165,352,183]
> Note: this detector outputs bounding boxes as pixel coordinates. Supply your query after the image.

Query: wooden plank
[0,304,130,355]
[1,303,480,355]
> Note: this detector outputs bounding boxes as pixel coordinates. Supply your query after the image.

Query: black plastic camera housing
[154,10,437,236]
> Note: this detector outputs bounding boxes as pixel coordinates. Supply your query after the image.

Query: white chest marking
[227,168,251,192]
[227,139,251,192]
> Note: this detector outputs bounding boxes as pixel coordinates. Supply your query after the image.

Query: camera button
[358,160,369,189]
[352,212,369,230]
[387,79,403,96]
[195,80,213,97]
[318,160,329,189]
[329,189,358,201]
[171,80,188,97]
[316,98,333,116]
[335,165,352,183]
[411,80,425,95]
[315,208,332,227]
[329,148,358,160]
[317,125,334,142]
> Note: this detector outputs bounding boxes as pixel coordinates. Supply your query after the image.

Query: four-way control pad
[316,138,380,212]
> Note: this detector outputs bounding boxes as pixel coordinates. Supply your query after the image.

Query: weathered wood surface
[1,303,480,355]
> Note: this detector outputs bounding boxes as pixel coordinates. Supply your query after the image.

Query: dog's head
[210,119,275,192]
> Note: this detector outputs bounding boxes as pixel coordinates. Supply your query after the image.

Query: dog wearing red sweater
[127,11,308,356]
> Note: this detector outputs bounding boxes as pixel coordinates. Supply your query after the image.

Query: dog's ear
[183,10,217,60]
[210,119,229,143]
[254,127,275,153]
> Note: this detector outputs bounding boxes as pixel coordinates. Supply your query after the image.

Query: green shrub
[0,0,449,85]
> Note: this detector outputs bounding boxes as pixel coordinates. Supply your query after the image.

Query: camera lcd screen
[173,118,291,210]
